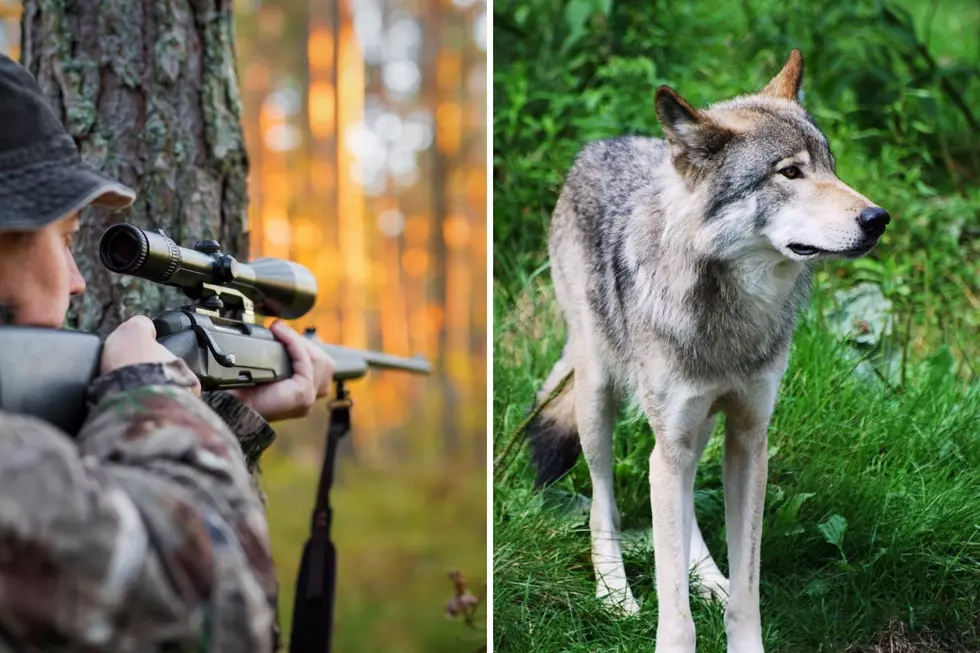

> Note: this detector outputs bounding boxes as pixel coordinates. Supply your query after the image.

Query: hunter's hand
[228,320,335,422]
[100,316,203,396]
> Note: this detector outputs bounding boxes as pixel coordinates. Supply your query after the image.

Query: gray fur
[551,129,815,382]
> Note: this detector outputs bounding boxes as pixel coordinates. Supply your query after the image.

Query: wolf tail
[527,348,580,487]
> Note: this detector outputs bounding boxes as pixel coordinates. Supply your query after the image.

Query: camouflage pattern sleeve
[198,389,282,648]
[0,359,277,653]
[200,391,277,473]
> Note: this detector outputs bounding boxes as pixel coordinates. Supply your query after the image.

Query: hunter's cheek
[66,248,86,296]
[27,235,70,318]
[0,246,30,312]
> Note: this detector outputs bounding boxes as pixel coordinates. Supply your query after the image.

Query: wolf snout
[857,207,890,237]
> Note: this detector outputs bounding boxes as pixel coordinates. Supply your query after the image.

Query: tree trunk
[21,0,249,337]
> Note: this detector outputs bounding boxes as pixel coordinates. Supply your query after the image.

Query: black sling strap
[288,381,351,653]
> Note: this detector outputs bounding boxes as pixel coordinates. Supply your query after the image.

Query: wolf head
[654,50,889,262]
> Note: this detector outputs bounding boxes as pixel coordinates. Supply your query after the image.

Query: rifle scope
[99,223,318,320]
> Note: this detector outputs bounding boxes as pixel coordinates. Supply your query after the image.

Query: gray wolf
[527,50,889,653]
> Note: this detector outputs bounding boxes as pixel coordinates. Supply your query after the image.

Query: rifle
[0,223,431,653]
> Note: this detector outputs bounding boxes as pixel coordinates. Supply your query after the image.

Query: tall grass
[493,282,980,651]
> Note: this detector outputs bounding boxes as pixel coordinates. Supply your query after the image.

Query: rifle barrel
[317,343,432,380]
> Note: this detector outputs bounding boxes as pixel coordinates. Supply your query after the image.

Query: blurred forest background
[1,1,487,651]
[493,0,980,651]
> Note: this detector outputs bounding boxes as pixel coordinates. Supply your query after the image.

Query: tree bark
[21,0,249,337]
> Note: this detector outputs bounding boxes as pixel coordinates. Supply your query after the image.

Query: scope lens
[102,228,143,271]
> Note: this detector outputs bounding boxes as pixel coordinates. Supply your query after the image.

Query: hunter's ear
[761,49,804,102]
[655,86,732,176]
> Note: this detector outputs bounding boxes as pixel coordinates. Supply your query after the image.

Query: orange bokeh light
[403,216,430,246]
[402,248,429,277]
[308,27,334,72]
[295,219,323,248]
[426,304,445,333]
[467,166,486,207]
[443,214,470,249]
[264,215,291,243]
[309,81,336,138]
[437,50,461,92]
[310,160,335,194]
[436,101,461,154]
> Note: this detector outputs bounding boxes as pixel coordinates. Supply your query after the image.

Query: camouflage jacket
[0,359,281,652]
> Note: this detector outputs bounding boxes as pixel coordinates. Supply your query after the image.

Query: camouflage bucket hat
[0,53,135,232]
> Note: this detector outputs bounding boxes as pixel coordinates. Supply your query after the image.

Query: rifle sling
[306,387,351,601]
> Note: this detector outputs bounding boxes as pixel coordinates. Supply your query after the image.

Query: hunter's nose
[857,207,890,235]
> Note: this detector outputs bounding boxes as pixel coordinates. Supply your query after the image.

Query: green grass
[492,281,980,652]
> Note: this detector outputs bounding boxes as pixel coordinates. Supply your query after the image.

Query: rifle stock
[0,327,101,436]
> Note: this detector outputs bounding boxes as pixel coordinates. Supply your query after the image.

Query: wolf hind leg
[687,415,730,604]
[572,349,637,616]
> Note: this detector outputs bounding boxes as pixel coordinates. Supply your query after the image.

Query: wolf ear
[655,86,732,176]
[761,49,804,102]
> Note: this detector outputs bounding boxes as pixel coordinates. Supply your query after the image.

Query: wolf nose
[857,207,890,235]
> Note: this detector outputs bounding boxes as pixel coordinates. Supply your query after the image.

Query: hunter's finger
[272,320,315,383]
[187,375,203,398]
[113,315,157,341]
[308,344,335,399]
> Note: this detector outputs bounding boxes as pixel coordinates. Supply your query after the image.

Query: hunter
[0,53,333,651]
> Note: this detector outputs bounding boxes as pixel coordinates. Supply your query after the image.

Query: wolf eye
[779,165,802,179]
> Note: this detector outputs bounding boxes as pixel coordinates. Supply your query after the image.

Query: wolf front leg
[640,381,714,653]
[721,374,783,653]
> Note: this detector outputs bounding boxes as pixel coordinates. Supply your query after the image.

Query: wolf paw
[654,616,697,653]
[596,585,641,617]
[726,611,764,653]
[726,634,764,653]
